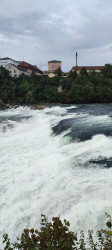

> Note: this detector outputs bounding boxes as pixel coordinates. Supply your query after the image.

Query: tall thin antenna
[76,52,78,66]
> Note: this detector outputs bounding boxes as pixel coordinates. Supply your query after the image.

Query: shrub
[2,213,112,249]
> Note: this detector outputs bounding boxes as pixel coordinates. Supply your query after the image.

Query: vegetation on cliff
[1,64,112,105]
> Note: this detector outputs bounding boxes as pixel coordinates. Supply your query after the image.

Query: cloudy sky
[0,0,112,71]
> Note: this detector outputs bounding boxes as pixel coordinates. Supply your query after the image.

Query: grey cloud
[0,0,112,71]
[0,11,49,36]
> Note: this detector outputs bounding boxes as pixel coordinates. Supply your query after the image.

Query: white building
[44,71,55,77]
[0,57,43,78]
[5,63,27,78]
[0,57,20,67]
[5,61,43,78]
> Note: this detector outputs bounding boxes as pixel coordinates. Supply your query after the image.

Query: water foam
[0,105,112,247]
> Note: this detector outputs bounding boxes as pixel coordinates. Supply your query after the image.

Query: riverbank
[0,102,46,110]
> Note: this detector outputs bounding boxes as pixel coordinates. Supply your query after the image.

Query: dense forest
[0,64,112,106]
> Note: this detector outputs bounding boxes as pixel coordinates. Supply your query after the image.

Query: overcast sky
[0,0,112,71]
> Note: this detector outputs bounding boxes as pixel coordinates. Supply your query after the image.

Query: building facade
[0,57,43,77]
[18,61,43,76]
[48,60,62,72]
[0,57,20,67]
[4,61,43,78]
[5,63,27,78]
[44,71,55,77]
[71,66,104,74]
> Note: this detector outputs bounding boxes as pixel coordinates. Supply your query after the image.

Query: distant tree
[0,66,10,79]
[0,67,16,103]
[68,71,77,80]
[61,78,73,91]
[25,91,34,104]
[44,85,59,102]
[89,71,101,85]
[101,64,112,79]
[80,67,88,76]
[0,98,5,109]
[76,75,89,85]
[55,67,62,78]
[69,82,94,103]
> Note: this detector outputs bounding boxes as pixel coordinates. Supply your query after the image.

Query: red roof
[18,61,43,74]
[72,66,104,71]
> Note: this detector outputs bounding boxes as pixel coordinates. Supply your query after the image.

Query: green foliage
[0,67,16,103]
[2,213,112,250]
[0,98,5,109]
[101,64,112,79]
[54,67,62,78]
[61,78,73,91]
[68,71,77,80]
[69,82,94,103]
[44,85,60,102]
[25,91,34,104]
[3,215,77,249]
[1,64,112,104]
[80,67,88,76]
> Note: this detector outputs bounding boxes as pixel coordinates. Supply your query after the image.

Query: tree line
[1,64,112,105]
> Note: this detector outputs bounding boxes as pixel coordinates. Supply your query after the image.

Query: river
[0,104,112,246]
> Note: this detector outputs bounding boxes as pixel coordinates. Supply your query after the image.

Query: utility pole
[76,52,78,66]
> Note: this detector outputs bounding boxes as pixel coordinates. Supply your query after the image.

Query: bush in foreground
[3,213,112,249]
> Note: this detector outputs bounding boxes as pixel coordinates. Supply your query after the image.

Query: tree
[101,64,112,79]
[3,213,112,249]
[0,98,5,109]
[3,215,77,249]
[25,91,34,104]
[68,71,77,80]
[69,82,94,103]
[44,85,59,102]
[80,67,88,76]
[76,75,89,85]
[0,67,16,103]
[55,67,62,78]
[61,78,73,91]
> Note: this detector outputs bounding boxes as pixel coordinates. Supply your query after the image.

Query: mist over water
[0,104,112,246]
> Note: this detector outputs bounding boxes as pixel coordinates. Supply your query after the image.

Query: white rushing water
[0,105,112,247]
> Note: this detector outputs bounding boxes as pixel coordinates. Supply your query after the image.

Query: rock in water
[35,105,45,110]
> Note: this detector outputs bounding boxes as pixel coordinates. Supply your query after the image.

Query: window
[14,70,16,73]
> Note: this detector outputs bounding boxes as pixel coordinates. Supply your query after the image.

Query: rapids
[0,104,112,247]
